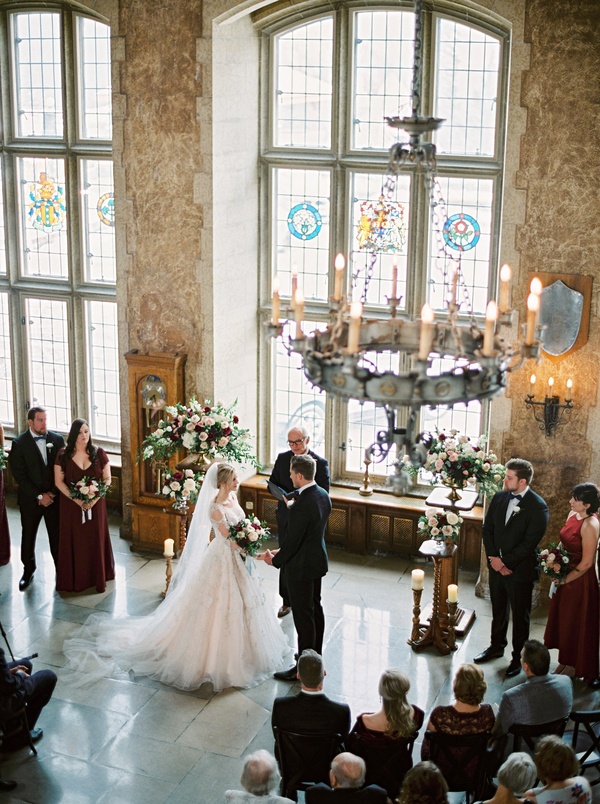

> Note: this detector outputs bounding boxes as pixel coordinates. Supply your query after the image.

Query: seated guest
[421,663,495,759]
[272,650,351,744]
[225,750,294,802]
[0,646,57,752]
[346,670,423,798]
[305,753,388,802]
[472,752,537,804]
[492,640,572,748]
[397,761,448,804]
[523,735,592,803]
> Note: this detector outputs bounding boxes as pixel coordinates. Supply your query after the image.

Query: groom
[264,454,331,681]
[475,458,549,678]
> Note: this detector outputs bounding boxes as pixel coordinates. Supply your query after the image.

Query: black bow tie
[33,436,46,442]
[509,493,522,501]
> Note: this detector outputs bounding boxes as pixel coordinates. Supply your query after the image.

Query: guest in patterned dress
[421,663,495,762]
[523,735,592,803]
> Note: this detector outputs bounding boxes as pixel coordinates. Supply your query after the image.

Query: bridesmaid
[54,419,115,593]
[543,482,600,681]
[0,423,9,565]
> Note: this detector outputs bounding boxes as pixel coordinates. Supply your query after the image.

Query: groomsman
[475,458,549,678]
[265,454,331,680]
[269,426,329,617]
[9,407,65,590]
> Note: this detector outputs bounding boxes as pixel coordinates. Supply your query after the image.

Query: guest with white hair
[225,749,294,802]
[305,752,389,802]
[472,752,537,804]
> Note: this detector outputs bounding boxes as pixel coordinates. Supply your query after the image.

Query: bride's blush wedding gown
[63,496,289,691]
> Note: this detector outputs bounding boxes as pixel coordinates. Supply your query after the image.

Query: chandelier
[268,0,544,494]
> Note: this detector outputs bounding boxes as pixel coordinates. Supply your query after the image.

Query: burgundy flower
[233,416,239,424]
[222,427,231,436]
[204,406,211,414]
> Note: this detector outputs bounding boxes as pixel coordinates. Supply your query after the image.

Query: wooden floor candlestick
[161,554,173,598]
[409,540,460,655]
[408,588,423,644]
[446,599,458,651]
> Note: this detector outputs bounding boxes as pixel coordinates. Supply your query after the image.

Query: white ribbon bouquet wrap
[70,477,109,524]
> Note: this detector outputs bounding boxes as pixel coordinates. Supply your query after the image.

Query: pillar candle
[525,293,539,345]
[334,254,345,301]
[498,263,512,312]
[548,376,554,391]
[482,300,497,356]
[529,373,536,392]
[164,538,175,557]
[418,304,435,361]
[447,584,458,603]
[295,288,304,338]
[391,258,398,300]
[346,301,362,353]
[411,569,424,591]
[566,378,573,401]
[449,261,459,307]
[291,266,298,310]
[272,275,280,325]
[530,277,543,296]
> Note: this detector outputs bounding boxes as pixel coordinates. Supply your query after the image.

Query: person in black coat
[305,753,389,803]
[266,454,331,679]
[0,647,57,752]
[9,407,65,590]
[475,458,549,678]
[269,426,329,617]
[272,650,351,741]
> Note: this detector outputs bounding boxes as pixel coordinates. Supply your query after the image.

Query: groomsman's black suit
[272,690,351,741]
[482,487,549,661]
[9,429,65,575]
[269,449,330,606]
[272,483,332,656]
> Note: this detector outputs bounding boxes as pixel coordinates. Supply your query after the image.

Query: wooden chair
[425,730,493,803]
[508,715,569,753]
[0,706,37,755]
[273,726,343,802]
[564,709,600,786]
[346,726,419,799]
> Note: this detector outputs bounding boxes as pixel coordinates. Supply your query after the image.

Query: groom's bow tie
[509,492,522,501]
[33,436,45,442]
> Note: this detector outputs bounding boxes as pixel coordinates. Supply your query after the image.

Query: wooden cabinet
[125,351,187,554]
[239,475,483,570]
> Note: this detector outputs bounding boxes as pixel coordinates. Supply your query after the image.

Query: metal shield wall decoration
[539,280,584,357]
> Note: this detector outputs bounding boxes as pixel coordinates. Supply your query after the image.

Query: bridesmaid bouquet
[228,517,270,560]
[70,477,109,524]
[538,542,571,581]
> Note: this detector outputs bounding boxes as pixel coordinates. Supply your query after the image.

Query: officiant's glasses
[288,438,307,446]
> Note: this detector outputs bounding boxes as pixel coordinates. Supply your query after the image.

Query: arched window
[260,4,508,480]
[0,5,118,443]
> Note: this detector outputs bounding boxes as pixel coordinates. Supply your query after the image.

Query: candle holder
[160,552,173,598]
[446,598,458,651]
[525,391,573,437]
[177,501,189,553]
[408,588,424,644]
[358,458,373,496]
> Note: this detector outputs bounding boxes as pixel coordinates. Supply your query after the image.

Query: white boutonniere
[46,443,54,452]
[513,505,521,515]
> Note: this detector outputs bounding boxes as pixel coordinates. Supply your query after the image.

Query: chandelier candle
[346,301,362,353]
[272,276,280,325]
[498,263,512,312]
[530,276,543,297]
[526,292,539,345]
[334,254,345,301]
[418,303,435,360]
[294,288,305,338]
[566,378,573,401]
[482,301,498,356]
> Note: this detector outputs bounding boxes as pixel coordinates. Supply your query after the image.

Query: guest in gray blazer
[225,749,293,803]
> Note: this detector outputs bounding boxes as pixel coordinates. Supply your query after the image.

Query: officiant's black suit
[269,449,329,606]
[9,429,65,574]
[272,484,331,656]
[482,487,549,661]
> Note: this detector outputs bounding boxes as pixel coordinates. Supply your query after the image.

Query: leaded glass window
[261,5,507,481]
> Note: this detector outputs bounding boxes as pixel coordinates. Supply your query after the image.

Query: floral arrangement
[141,398,260,468]
[228,517,270,560]
[538,542,571,581]
[420,429,506,498]
[418,506,464,543]
[70,476,109,523]
[161,469,203,511]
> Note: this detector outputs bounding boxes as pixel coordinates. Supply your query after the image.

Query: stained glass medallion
[97,192,115,227]
[287,202,322,241]
[356,196,406,253]
[28,173,66,233]
[442,212,480,252]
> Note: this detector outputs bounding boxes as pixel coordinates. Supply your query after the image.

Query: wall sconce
[525,375,574,436]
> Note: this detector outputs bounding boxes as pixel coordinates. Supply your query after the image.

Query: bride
[63,462,289,690]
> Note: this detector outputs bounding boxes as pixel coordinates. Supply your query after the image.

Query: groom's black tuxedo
[483,487,549,660]
[269,449,329,606]
[9,429,65,573]
[272,483,332,655]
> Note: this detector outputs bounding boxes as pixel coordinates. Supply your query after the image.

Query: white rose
[439,452,447,460]
[155,428,164,437]
[186,422,195,431]
[442,525,453,536]
[430,527,440,536]
[185,469,194,478]
[190,415,200,424]
[218,437,229,447]
[446,512,459,525]
[248,532,259,542]
[79,486,89,496]
[166,426,172,432]
[204,417,215,427]
[199,431,208,441]
[425,508,438,518]
[183,478,196,491]
[435,459,444,471]
[182,432,195,450]
[170,481,181,491]
[162,485,170,495]
[482,462,490,471]
[428,517,438,527]
[562,556,569,563]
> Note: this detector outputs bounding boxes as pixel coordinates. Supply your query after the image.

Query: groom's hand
[263,550,274,566]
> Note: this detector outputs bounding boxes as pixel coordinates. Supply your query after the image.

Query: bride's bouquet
[229,517,270,560]
[70,476,109,524]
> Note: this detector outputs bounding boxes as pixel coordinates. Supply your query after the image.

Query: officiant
[268,426,329,618]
